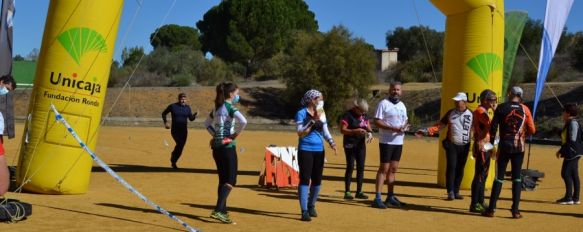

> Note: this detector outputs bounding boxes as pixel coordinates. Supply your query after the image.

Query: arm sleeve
[296,110,308,133]
[523,105,536,135]
[489,109,499,144]
[204,112,215,136]
[162,105,171,123]
[569,120,579,143]
[233,111,247,135]
[427,110,450,135]
[322,122,334,145]
[0,112,4,136]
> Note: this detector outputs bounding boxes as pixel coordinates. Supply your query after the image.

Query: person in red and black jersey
[469,89,497,213]
[482,86,536,219]
[416,92,472,201]
[340,98,373,200]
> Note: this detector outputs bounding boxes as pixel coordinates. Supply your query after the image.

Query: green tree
[282,26,376,124]
[385,26,443,82]
[121,46,145,67]
[13,54,25,61]
[150,24,201,51]
[569,32,583,71]
[196,0,318,78]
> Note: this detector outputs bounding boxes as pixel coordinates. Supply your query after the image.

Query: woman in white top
[204,82,247,224]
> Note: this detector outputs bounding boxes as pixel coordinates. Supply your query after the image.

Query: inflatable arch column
[430,0,504,189]
[16,0,124,194]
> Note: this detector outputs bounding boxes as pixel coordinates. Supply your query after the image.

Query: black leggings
[488,152,524,213]
[444,141,470,194]
[298,150,325,186]
[213,146,238,186]
[561,157,581,200]
[170,126,188,164]
[471,148,491,206]
[344,143,366,193]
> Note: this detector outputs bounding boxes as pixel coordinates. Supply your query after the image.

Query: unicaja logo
[49,72,101,95]
[52,27,106,96]
[57,27,108,65]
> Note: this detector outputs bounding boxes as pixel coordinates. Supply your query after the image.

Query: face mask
[232,95,240,104]
[316,100,324,109]
[0,86,9,95]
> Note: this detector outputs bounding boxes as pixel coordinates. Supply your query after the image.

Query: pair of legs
[470,148,490,210]
[298,150,325,221]
[486,152,524,216]
[373,144,403,207]
[443,141,470,197]
[170,126,188,167]
[344,143,366,194]
[212,146,238,215]
[561,157,580,202]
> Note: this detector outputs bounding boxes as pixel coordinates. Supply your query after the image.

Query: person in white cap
[416,92,473,200]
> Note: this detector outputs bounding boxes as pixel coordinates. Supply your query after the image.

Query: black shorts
[379,144,402,163]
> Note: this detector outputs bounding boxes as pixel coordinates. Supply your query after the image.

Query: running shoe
[446,192,454,201]
[344,191,354,200]
[171,162,178,169]
[371,198,387,209]
[469,203,485,213]
[574,199,581,205]
[308,208,318,217]
[556,197,574,205]
[454,193,464,200]
[385,196,406,207]
[210,211,234,224]
[481,209,495,217]
[301,210,312,221]
[355,192,369,199]
[511,210,522,219]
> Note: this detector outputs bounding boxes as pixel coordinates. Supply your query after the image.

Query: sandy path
[1,124,581,231]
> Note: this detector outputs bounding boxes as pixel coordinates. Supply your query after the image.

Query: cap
[452,92,467,102]
[510,86,523,98]
[479,89,497,101]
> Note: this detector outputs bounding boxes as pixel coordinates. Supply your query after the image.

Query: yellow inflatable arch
[16,0,123,194]
[430,0,504,189]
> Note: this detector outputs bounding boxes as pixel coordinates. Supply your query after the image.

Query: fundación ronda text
[43,91,100,107]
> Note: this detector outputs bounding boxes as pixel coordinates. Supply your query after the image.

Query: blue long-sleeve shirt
[162,103,196,127]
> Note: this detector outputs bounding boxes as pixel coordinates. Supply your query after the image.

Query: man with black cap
[162,93,197,169]
[482,86,536,219]
[416,92,473,201]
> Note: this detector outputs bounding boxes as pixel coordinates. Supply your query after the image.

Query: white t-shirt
[374,99,407,145]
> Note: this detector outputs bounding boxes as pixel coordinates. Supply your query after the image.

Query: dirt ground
[1,124,582,231]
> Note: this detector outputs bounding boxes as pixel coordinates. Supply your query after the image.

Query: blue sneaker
[386,196,406,207]
[371,198,387,209]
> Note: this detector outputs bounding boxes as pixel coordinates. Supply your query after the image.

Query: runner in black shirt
[162,93,197,169]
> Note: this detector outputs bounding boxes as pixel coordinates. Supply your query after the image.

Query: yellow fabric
[16,0,124,194]
[431,0,504,189]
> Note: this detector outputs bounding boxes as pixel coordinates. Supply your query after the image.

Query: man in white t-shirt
[371,82,409,209]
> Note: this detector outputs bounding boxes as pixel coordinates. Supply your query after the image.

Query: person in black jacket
[162,93,197,169]
[556,103,582,205]
[340,98,373,200]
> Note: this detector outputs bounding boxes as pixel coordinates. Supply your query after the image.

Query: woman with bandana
[205,82,247,224]
[295,89,337,222]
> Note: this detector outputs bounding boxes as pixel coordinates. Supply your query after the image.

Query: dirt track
[1,124,582,231]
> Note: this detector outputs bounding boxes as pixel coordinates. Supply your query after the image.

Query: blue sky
[13,0,583,62]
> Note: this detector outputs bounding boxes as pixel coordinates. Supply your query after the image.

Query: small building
[375,48,398,81]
